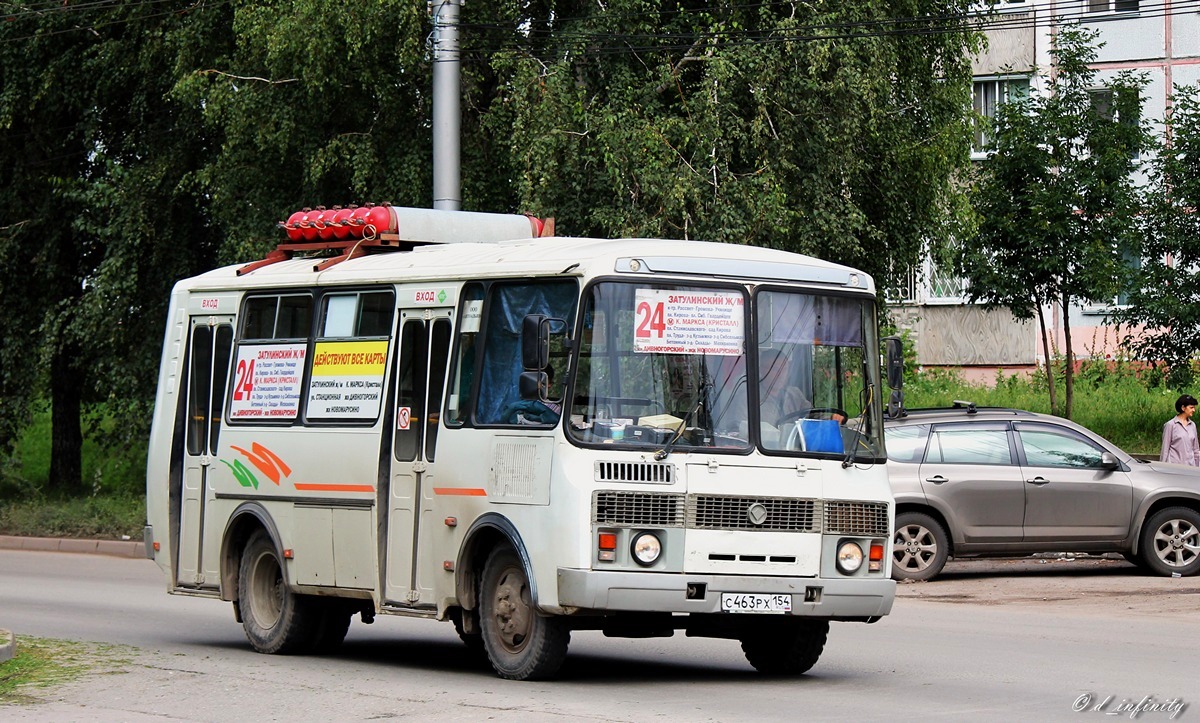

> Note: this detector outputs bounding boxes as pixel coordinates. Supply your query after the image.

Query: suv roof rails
[896,405,1037,418]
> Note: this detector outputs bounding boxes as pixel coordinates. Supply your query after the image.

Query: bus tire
[308,600,353,654]
[238,530,315,655]
[479,546,569,680]
[741,618,828,676]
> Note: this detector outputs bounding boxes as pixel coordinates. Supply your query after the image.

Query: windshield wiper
[654,372,712,461]
[841,383,874,469]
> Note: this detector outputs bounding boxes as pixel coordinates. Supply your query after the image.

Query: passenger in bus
[501,366,562,425]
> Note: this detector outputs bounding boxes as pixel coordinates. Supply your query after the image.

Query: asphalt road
[1,550,1196,722]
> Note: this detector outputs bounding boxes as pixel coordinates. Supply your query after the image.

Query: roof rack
[897,405,1037,418]
[237,205,554,276]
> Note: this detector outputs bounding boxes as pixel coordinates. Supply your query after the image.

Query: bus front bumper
[556,568,895,620]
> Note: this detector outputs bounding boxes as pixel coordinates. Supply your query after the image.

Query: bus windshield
[567,281,883,460]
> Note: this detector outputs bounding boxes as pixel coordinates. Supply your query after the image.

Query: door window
[1016,425,1106,468]
[886,424,930,463]
[926,426,1013,465]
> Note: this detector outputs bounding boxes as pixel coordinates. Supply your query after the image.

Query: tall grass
[903,362,1172,455]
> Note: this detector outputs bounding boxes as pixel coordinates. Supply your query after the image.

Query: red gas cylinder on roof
[299,208,321,241]
[316,208,339,241]
[331,207,354,239]
[283,210,305,241]
[363,206,392,237]
[347,206,371,237]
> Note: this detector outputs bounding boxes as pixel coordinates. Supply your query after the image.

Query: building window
[972,76,1030,157]
[1088,87,1141,159]
[1087,0,1138,12]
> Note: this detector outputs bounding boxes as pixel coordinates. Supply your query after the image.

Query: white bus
[145,205,896,680]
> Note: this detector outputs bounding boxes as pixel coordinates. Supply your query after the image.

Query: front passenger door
[1016,422,1134,543]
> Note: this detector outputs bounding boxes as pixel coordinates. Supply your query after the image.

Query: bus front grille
[824,500,890,536]
[686,495,818,532]
[593,491,685,527]
[594,461,674,484]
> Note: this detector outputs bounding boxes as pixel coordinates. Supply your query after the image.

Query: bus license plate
[720,593,792,613]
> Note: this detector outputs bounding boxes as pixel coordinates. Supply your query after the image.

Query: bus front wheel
[238,530,315,655]
[741,618,829,675]
[479,546,569,680]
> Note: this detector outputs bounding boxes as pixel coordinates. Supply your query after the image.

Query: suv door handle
[1025,476,1049,486]
[925,475,948,484]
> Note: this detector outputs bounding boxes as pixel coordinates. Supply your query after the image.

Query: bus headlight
[836,540,864,574]
[631,532,662,566]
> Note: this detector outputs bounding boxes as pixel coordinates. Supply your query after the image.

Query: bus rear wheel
[238,530,315,654]
[741,618,829,675]
[479,546,569,680]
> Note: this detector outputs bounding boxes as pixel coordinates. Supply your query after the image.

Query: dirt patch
[894,555,1200,618]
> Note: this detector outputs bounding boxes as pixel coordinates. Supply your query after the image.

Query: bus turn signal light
[598,532,617,562]
[869,542,884,572]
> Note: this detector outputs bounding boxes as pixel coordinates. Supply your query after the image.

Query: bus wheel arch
[454,515,538,630]
[220,503,284,607]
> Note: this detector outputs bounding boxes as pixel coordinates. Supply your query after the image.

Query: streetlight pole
[431,0,461,211]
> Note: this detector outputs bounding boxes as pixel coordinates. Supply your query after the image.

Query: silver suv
[885,403,1200,581]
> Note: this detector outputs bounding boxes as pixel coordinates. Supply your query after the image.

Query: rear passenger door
[920,423,1024,544]
[1015,422,1134,543]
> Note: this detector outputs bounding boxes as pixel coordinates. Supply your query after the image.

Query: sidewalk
[0,535,145,558]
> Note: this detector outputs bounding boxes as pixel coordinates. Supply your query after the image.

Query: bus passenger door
[384,310,452,606]
[178,317,234,587]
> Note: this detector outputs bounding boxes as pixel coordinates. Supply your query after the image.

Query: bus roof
[178,236,875,294]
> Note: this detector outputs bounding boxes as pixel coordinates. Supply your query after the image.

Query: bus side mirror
[884,336,904,390]
[522,314,550,371]
[521,314,568,371]
[884,336,906,419]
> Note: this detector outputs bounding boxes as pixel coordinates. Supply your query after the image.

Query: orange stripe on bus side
[433,487,488,497]
[293,483,375,493]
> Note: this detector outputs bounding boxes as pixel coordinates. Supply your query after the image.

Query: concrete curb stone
[0,535,144,558]
[0,628,13,663]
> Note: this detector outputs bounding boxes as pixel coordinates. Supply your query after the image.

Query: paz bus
[144,205,897,680]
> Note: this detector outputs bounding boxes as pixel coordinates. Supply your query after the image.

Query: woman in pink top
[1160,394,1200,466]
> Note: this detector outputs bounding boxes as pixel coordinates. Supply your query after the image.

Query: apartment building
[893,0,1200,378]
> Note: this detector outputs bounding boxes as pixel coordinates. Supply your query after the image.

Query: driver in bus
[758,348,811,428]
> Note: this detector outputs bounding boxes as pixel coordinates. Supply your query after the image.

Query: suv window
[886,424,929,463]
[1016,423,1106,468]
[926,424,1013,465]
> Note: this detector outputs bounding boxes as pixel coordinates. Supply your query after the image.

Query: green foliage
[1,406,146,500]
[904,364,1166,454]
[960,27,1150,418]
[481,0,984,287]
[1113,86,1200,388]
[1,1,223,492]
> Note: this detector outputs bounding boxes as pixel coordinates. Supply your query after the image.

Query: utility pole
[431,0,461,211]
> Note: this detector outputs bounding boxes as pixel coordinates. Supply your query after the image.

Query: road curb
[0,628,13,663]
[0,535,144,558]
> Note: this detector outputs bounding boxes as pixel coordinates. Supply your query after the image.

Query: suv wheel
[1139,507,1200,577]
[892,512,949,582]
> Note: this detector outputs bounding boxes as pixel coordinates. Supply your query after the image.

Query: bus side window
[426,319,451,461]
[394,320,424,462]
[474,281,578,425]
[445,283,484,427]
